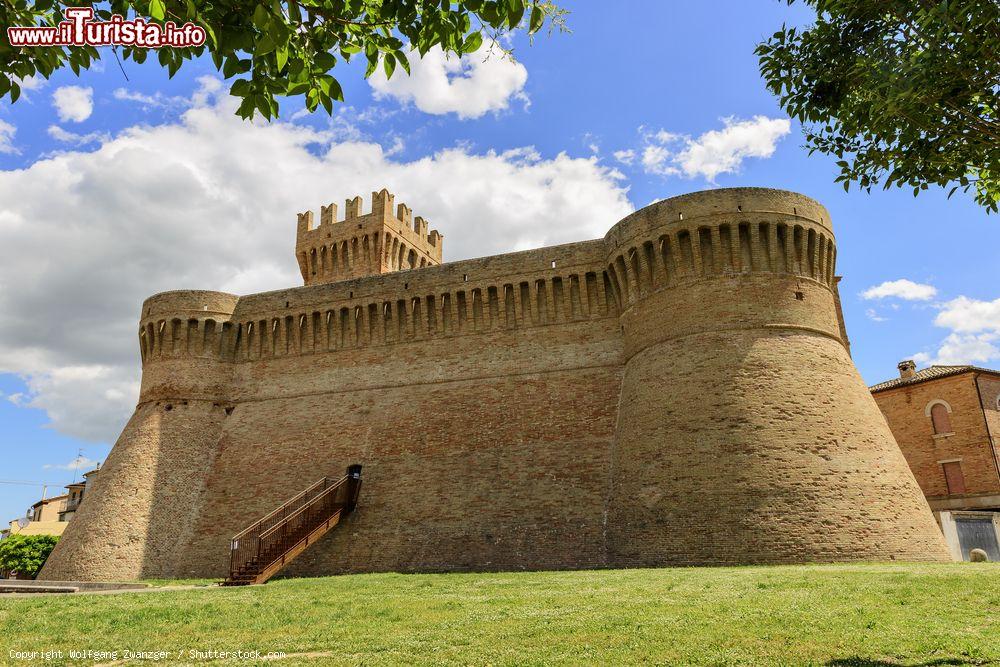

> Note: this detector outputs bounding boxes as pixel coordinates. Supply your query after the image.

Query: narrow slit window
[942,461,966,494]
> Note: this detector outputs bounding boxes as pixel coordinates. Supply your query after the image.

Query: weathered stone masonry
[41,187,950,581]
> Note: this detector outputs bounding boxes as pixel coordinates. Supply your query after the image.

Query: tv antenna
[72,448,84,483]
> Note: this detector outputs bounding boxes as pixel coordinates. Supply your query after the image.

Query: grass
[1,563,998,665]
[140,578,219,588]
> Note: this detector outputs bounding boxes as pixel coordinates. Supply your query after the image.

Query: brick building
[41,188,951,582]
[871,361,1000,560]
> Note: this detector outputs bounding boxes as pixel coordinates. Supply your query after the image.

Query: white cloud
[369,46,528,119]
[613,149,635,166]
[642,143,678,177]
[914,333,999,366]
[861,279,937,301]
[52,85,94,123]
[635,117,790,181]
[933,296,1000,333]
[0,120,17,154]
[674,118,789,180]
[44,454,101,471]
[113,87,186,111]
[16,75,46,91]
[47,125,110,146]
[914,296,1000,366]
[0,78,631,443]
[865,308,888,322]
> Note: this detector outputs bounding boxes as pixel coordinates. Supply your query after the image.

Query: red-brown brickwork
[873,371,1000,510]
[980,375,1000,459]
[40,187,950,582]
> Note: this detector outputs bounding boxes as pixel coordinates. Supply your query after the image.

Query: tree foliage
[0,0,566,119]
[757,0,1000,212]
[0,534,59,578]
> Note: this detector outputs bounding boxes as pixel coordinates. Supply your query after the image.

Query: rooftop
[870,364,1000,393]
[30,493,68,509]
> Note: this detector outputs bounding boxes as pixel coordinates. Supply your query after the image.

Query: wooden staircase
[223,465,362,586]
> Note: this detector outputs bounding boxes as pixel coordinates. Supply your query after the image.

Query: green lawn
[1,563,998,665]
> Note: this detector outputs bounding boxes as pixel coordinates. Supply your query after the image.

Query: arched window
[925,399,953,435]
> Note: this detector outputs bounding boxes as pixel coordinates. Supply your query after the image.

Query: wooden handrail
[258,482,342,541]
[231,476,332,542]
[225,465,362,586]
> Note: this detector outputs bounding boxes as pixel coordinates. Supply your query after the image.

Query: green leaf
[252,4,270,29]
[202,23,218,49]
[329,77,344,102]
[529,5,544,33]
[314,51,337,71]
[257,32,277,56]
[508,1,525,28]
[236,96,256,119]
[396,50,411,75]
[222,56,241,78]
[462,32,483,54]
[230,80,251,98]
[149,0,166,21]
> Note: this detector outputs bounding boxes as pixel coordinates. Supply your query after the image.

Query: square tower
[296,188,444,286]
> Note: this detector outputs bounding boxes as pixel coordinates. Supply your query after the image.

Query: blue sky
[1,0,998,522]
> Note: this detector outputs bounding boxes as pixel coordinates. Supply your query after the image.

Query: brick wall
[978,375,1000,463]
[873,374,1000,501]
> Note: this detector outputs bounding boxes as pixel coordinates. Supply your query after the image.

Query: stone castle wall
[41,188,951,581]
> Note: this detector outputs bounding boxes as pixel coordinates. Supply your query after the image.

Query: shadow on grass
[828,659,979,666]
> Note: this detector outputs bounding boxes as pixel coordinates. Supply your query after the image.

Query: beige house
[4,495,71,539]
[29,494,68,523]
[1,467,102,542]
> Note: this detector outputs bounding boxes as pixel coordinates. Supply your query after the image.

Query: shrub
[0,534,59,578]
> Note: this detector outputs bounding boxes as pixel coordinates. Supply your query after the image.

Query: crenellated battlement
[144,188,848,373]
[296,188,444,287]
[137,239,615,378]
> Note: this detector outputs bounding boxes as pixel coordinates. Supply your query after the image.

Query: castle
[41,187,950,581]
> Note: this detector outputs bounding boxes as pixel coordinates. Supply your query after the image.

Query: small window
[930,402,952,434]
[942,461,966,494]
